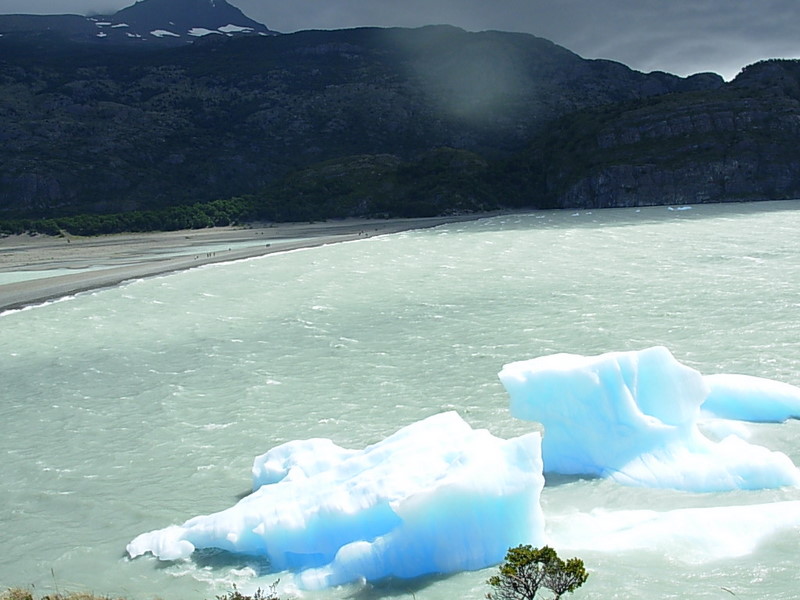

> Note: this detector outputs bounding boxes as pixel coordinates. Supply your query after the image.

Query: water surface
[2,202,799,599]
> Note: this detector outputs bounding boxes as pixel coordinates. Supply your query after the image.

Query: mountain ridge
[2,14,800,231]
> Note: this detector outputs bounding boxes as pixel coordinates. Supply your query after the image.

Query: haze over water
[2,202,800,599]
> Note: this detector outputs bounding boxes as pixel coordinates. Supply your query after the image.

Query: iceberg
[498,346,800,491]
[549,500,800,562]
[127,412,545,590]
[702,373,800,422]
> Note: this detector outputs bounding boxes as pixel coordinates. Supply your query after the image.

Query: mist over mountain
[1,0,799,231]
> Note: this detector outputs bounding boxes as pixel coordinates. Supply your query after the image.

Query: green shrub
[487,545,588,600]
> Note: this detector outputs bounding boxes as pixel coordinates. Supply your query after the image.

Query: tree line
[0,196,257,237]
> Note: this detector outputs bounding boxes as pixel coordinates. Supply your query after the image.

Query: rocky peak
[0,0,275,45]
[103,0,273,40]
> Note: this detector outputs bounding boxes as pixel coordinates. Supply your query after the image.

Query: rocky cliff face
[557,158,800,209]
[532,60,800,209]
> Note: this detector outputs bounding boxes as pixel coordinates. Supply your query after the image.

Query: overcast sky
[2,0,799,80]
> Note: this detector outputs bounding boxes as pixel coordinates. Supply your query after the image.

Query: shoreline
[0,214,498,313]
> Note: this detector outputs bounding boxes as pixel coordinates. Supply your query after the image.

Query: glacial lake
[2,201,799,599]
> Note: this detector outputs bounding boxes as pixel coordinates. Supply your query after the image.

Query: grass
[1,581,279,600]
[1,591,126,600]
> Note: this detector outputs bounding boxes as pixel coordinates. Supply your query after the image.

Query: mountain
[3,19,799,230]
[0,25,725,221]
[98,0,273,42]
[0,0,274,46]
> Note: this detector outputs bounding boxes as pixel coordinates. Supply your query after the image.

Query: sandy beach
[0,215,491,312]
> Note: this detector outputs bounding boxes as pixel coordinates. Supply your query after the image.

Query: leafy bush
[486,545,588,600]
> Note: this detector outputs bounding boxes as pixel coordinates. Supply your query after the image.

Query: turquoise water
[2,202,800,599]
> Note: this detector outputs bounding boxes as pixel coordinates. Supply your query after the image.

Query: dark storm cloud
[3,0,800,80]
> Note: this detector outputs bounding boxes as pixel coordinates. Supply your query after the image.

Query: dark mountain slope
[0,25,723,218]
[519,59,800,209]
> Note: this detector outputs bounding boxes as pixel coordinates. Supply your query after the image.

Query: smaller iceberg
[498,346,800,491]
[127,412,545,590]
[702,373,800,422]
[549,500,800,562]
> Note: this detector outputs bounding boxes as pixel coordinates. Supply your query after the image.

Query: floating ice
[702,373,800,422]
[127,412,544,590]
[549,500,800,562]
[498,346,800,491]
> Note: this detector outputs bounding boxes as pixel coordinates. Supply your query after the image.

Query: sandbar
[0,215,492,312]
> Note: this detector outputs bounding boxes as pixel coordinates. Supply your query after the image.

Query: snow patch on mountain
[188,28,222,37]
[218,23,253,33]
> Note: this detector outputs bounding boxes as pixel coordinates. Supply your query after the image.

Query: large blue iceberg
[127,412,544,589]
[128,346,800,589]
[498,346,800,491]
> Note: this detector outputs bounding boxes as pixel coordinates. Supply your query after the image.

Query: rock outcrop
[529,60,800,208]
